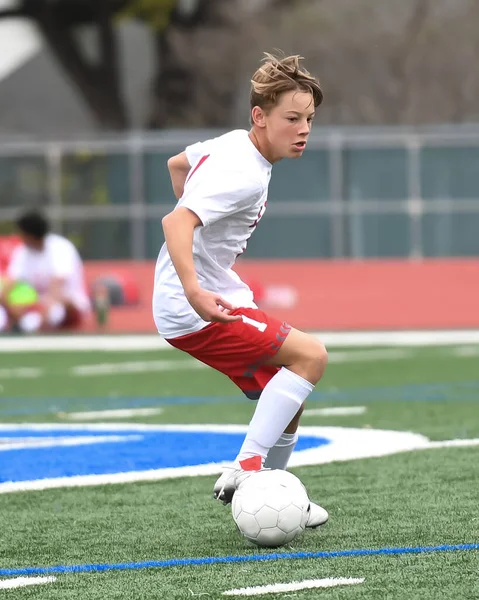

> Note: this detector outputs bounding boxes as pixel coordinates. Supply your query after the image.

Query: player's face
[264,90,315,161]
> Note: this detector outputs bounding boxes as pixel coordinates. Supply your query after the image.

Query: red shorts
[61,305,83,329]
[166,308,291,399]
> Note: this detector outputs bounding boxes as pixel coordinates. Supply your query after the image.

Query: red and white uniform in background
[7,233,91,316]
[153,129,291,399]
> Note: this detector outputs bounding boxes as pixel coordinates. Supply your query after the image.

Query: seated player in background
[153,52,329,528]
[0,211,90,333]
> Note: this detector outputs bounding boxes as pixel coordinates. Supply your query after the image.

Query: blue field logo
[0,423,459,494]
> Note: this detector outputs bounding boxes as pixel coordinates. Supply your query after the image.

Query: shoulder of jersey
[206,130,261,169]
[48,233,76,250]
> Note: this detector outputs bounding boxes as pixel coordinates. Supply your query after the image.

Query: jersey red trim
[186,154,210,184]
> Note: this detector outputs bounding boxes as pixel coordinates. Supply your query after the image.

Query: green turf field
[0,340,478,598]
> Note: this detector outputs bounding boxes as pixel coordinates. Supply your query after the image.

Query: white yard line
[1,330,479,352]
[0,577,56,589]
[328,348,412,362]
[303,406,367,417]
[59,408,164,420]
[72,350,410,378]
[0,336,169,352]
[72,360,206,376]
[222,578,364,596]
[453,346,479,357]
[0,434,142,451]
[0,367,44,379]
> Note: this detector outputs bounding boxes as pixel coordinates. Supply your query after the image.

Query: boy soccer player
[0,211,90,333]
[153,53,328,528]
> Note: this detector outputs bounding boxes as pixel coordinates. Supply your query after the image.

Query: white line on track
[222,577,365,596]
[0,576,56,589]
[303,406,367,417]
[59,408,164,420]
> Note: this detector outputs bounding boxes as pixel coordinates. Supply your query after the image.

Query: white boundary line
[303,406,367,417]
[59,408,164,420]
[0,576,56,589]
[223,578,364,596]
[1,330,479,352]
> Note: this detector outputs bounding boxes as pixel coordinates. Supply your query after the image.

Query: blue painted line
[1,543,478,577]
[1,380,479,416]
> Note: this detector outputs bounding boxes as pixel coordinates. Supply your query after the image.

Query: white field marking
[72,359,206,376]
[426,439,479,449]
[0,335,169,352]
[2,330,479,352]
[2,423,479,494]
[72,349,411,377]
[223,578,364,596]
[0,576,56,589]
[0,434,142,451]
[0,367,43,379]
[59,408,164,420]
[303,406,367,417]
[328,348,411,362]
[453,345,479,357]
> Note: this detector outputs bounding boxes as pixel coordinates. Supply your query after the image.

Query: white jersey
[153,129,272,338]
[7,233,91,313]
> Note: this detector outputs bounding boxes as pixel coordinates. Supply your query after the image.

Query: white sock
[236,367,313,465]
[0,306,8,332]
[46,303,66,327]
[264,431,298,470]
[18,311,42,333]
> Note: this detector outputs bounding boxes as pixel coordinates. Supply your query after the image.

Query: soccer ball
[231,470,310,548]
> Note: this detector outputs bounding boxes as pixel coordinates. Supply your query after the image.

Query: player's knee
[46,302,67,328]
[302,340,328,384]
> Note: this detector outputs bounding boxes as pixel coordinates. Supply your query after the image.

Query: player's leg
[0,303,8,332]
[263,403,304,470]
[41,299,80,330]
[222,325,329,526]
[166,308,328,521]
[213,323,327,507]
[263,330,327,469]
[256,330,329,527]
[38,298,83,331]
[234,327,327,467]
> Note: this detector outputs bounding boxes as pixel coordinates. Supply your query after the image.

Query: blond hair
[250,52,323,112]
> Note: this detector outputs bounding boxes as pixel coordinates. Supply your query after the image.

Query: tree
[249,0,479,126]
[3,0,478,130]
[0,0,129,129]
[129,0,243,128]
[0,0,248,130]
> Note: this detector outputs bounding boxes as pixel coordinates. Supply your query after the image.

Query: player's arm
[162,207,201,297]
[161,208,240,324]
[0,277,16,304]
[167,152,191,200]
[1,249,24,304]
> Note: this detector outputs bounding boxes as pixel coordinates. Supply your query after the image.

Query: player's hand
[186,288,242,324]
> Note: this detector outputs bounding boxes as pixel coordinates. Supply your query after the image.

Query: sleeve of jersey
[185,141,210,167]
[181,172,262,227]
